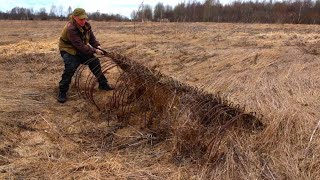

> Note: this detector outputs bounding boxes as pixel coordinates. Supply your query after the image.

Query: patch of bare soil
[0,20,319,179]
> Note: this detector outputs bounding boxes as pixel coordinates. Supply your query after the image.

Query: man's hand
[95,48,105,55]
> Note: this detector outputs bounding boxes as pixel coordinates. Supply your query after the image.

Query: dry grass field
[0,20,319,179]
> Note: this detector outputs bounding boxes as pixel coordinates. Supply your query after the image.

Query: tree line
[0,0,319,24]
[0,5,129,21]
[133,0,320,24]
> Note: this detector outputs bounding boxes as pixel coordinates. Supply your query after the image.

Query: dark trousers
[59,52,108,93]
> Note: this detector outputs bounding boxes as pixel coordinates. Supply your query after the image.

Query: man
[57,8,113,103]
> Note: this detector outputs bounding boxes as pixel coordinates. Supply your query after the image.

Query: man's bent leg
[87,57,113,91]
[58,53,81,102]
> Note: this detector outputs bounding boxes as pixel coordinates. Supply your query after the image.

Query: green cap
[72,8,88,19]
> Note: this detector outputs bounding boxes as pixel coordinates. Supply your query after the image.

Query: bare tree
[38,7,48,20]
[173,3,186,21]
[154,2,165,21]
[131,10,137,20]
[58,5,63,17]
[49,5,57,17]
[164,5,174,21]
[136,4,152,22]
[67,6,72,16]
[203,0,214,21]
[143,4,153,21]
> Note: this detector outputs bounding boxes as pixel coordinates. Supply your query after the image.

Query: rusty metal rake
[74,50,263,159]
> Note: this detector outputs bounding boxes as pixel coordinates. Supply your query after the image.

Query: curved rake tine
[75,63,91,99]
[76,57,98,101]
[110,74,129,108]
[88,61,117,107]
[75,64,85,98]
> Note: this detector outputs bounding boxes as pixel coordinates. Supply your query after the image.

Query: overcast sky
[0,0,231,18]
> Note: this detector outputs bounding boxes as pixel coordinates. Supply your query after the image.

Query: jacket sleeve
[89,29,100,48]
[67,24,96,55]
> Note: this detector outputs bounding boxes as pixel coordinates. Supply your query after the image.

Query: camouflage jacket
[59,19,100,56]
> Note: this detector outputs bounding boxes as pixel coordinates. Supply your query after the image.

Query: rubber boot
[57,91,67,103]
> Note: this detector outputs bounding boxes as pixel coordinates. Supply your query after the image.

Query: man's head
[72,8,88,27]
